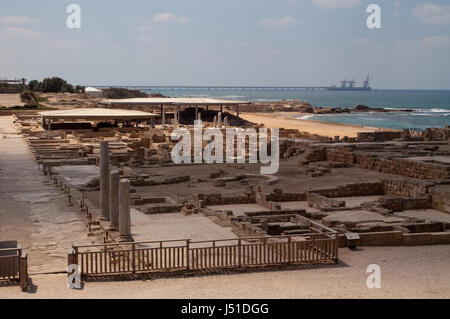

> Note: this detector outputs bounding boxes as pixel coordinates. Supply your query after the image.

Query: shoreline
[239,112,396,138]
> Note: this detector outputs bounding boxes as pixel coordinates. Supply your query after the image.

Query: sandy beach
[239,112,394,138]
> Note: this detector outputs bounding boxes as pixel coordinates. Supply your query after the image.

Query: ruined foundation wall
[430,185,450,213]
[313,182,384,198]
[326,148,450,180]
[382,179,434,198]
[196,193,255,206]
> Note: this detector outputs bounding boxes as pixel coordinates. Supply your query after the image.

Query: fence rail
[69,233,338,277]
[0,246,28,290]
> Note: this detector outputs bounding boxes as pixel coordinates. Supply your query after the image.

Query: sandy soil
[0,94,24,107]
[239,112,394,138]
[1,245,449,298]
[38,92,102,109]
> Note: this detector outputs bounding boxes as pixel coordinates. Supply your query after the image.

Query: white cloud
[0,26,44,39]
[258,16,298,28]
[396,36,450,51]
[152,12,189,25]
[312,0,360,9]
[50,39,82,49]
[353,37,381,50]
[393,1,401,18]
[413,3,450,25]
[417,35,450,47]
[0,15,37,25]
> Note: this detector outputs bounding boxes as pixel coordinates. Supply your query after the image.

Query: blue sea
[138,88,450,130]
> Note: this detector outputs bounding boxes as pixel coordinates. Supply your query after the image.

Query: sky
[0,0,449,89]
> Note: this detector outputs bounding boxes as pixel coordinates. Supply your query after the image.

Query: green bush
[20,90,37,103]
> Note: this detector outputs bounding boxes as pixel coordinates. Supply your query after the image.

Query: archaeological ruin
[1,97,449,290]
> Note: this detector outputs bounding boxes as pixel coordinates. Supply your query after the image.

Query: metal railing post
[186,240,190,270]
[287,237,292,263]
[19,252,28,291]
[132,243,136,274]
[238,239,242,267]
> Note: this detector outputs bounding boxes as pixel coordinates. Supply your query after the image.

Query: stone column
[109,170,120,230]
[224,116,228,129]
[174,112,178,128]
[197,111,201,122]
[213,116,217,128]
[100,141,110,221]
[162,109,166,128]
[119,179,132,241]
[218,112,222,128]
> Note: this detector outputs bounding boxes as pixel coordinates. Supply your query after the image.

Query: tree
[61,82,75,93]
[28,80,42,92]
[75,85,85,93]
[41,77,66,93]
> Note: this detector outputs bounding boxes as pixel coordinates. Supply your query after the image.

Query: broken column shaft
[109,170,120,230]
[100,141,110,221]
[119,178,132,241]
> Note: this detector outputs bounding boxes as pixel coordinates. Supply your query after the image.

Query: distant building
[85,87,103,98]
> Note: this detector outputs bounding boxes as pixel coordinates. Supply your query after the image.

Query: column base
[119,235,133,242]
[108,224,118,231]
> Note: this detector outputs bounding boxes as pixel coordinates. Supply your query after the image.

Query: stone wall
[313,182,384,198]
[307,193,345,211]
[382,178,434,198]
[326,148,450,180]
[430,185,450,213]
[357,131,402,142]
[377,196,432,212]
[265,190,307,202]
[195,192,255,206]
[305,148,327,162]
[326,148,355,165]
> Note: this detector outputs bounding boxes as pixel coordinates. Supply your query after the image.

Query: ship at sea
[327,75,372,91]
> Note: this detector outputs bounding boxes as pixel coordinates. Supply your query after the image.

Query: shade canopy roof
[85,87,103,92]
[39,108,158,121]
[100,97,250,106]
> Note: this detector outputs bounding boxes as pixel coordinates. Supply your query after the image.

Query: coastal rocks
[310,104,414,115]
[354,104,386,112]
[354,104,370,111]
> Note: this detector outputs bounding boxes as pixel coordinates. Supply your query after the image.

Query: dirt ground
[0,116,91,272]
[0,94,24,107]
[1,245,449,299]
